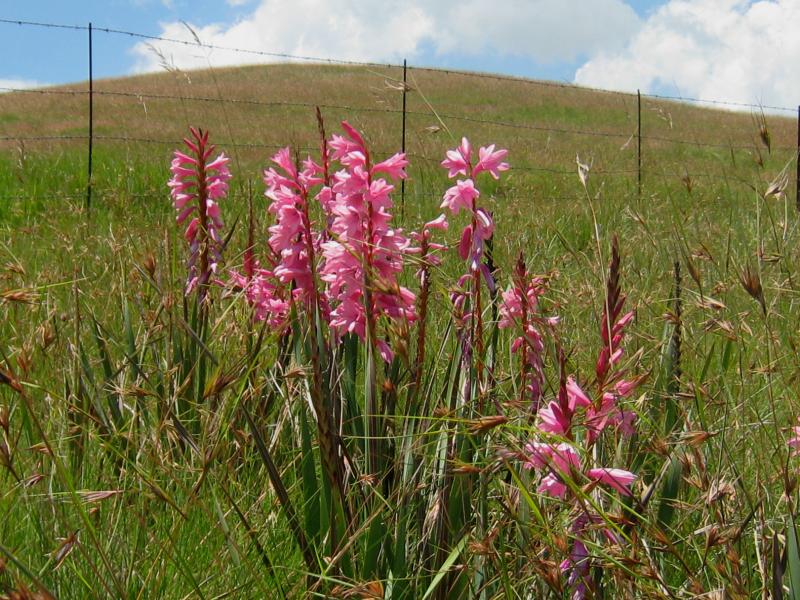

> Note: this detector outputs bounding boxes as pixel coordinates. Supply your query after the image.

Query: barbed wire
[644,92,795,114]
[0,17,796,114]
[0,170,767,205]
[2,85,795,152]
[0,134,632,177]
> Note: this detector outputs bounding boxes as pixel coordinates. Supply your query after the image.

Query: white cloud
[0,78,46,93]
[575,0,800,109]
[429,0,640,63]
[131,0,640,73]
[131,0,436,73]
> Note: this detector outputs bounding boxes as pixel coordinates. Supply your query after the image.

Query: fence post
[86,22,94,213]
[400,58,407,219]
[637,89,642,198]
[796,105,799,212]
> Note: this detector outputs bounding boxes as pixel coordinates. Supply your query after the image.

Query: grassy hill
[1,63,800,598]
[0,62,795,199]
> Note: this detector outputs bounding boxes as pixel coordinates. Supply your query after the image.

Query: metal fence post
[86,22,94,213]
[400,59,407,219]
[637,89,642,198]
[796,105,799,212]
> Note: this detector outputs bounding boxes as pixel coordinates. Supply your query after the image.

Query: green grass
[1,63,800,598]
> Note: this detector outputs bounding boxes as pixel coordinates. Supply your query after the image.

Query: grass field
[1,63,800,599]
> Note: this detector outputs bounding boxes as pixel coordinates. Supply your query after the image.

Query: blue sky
[3,1,799,110]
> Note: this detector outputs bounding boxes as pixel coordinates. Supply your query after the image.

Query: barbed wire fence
[1,17,798,214]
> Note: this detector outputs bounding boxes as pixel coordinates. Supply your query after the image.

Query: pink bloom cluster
[320,122,416,361]
[509,242,641,599]
[521,435,635,599]
[499,259,558,411]
[538,376,637,444]
[168,127,231,297]
[440,138,508,274]
[408,214,449,283]
[596,309,635,385]
[228,265,290,328]
[522,442,636,499]
[263,148,323,306]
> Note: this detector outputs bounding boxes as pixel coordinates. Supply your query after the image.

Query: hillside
[0,62,795,205]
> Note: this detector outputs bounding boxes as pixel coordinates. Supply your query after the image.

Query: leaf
[788,518,800,600]
[300,407,321,547]
[91,317,122,426]
[422,533,468,599]
[242,402,317,573]
[361,513,384,580]
[774,531,785,600]
[656,455,682,531]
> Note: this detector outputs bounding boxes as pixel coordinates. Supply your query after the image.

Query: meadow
[1,62,800,599]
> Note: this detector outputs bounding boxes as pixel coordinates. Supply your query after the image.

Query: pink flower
[538,474,568,498]
[440,137,472,178]
[473,144,509,179]
[614,378,639,397]
[440,139,508,290]
[789,417,800,456]
[566,377,592,410]
[372,153,409,179]
[522,441,636,498]
[586,468,637,496]
[441,179,479,214]
[538,401,571,435]
[168,128,231,298]
[228,265,291,328]
[586,392,637,442]
[561,538,590,600]
[523,442,581,499]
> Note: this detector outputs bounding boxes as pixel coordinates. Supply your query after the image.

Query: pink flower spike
[587,468,636,495]
[168,128,231,299]
[320,122,415,360]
